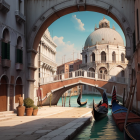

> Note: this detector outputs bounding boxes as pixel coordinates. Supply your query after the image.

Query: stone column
[27,50,37,100]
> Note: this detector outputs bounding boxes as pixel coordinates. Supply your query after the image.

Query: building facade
[81,18,128,94]
[0,0,26,111]
[34,29,57,105]
[57,59,82,97]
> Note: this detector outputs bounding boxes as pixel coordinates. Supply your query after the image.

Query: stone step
[0,116,15,122]
[0,114,17,118]
[0,111,15,115]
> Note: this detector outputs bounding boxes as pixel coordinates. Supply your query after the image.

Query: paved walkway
[0,107,92,140]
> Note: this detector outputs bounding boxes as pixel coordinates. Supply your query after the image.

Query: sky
[48,11,125,66]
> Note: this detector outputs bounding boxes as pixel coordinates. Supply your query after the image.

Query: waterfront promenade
[0,107,92,140]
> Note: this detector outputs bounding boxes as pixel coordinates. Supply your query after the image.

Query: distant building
[34,29,57,104]
[81,17,128,94]
[57,59,82,96]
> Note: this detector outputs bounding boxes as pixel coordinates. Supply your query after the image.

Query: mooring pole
[50,94,52,107]
[69,91,71,107]
[62,94,63,107]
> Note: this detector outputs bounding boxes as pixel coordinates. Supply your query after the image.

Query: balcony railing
[15,10,26,24]
[0,0,10,13]
[16,63,23,71]
[2,59,11,68]
[39,53,57,68]
[39,69,129,85]
[80,61,126,68]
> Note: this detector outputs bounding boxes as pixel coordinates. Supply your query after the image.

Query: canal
[57,94,124,140]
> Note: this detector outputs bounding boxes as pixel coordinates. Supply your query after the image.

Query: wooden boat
[112,86,140,132]
[124,122,140,140]
[77,92,87,106]
[92,90,108,121]
[124,79,140,140]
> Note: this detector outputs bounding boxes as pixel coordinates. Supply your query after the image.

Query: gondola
[92,89,108,121]
[77,92,87,106]
[112,86,140,132]
[124,80,140,140]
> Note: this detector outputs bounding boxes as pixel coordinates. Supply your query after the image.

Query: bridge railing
[39,70,128,85]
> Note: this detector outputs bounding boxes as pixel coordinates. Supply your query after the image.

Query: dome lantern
[99,17,110,28]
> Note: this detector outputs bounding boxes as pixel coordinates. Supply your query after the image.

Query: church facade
[81,18,129,94]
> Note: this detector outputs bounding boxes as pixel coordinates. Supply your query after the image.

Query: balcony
[0,0,10,13]
[15,10,26,24]
[2,59,11,68]
[16,63,23,71]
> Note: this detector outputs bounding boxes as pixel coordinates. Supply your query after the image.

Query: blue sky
[48,11,125,65]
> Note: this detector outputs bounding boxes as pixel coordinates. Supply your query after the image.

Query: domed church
[81,17,128,94]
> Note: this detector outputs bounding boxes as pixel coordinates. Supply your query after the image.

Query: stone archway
[0,75,8,111]
[26,0,134,99]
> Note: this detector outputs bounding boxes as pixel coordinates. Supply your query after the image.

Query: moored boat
[77,92,87,106]
[92,88,108,121]
[112,86,140,132]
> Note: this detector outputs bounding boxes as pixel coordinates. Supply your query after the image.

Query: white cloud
[53,36,81,65]
[73,15,85,31]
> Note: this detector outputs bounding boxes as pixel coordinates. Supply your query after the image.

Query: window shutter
[1,42,6,59]
[20,50,23,63]
[7,43,10,60]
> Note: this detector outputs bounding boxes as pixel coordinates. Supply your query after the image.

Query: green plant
[33,105,38,110]
[24,98,34,108]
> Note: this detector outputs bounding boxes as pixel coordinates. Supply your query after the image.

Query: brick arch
[28,1,132,58]
[40,77,127,106]
[26,0,133,99]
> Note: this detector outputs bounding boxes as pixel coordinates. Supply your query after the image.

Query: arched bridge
[39,70,128,106]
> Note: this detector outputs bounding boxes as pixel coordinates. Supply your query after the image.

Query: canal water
[57,94,124,140]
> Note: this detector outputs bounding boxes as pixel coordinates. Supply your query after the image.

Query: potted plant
[17,97,25,116]
[32,105,38,116]
[24,98,34,116]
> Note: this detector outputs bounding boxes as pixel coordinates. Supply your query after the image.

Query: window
[137,9,139,41]
[121,53,125,63]
[1,42,10,59]
[85,54,87,63]
[92,53,95,62]
[101,51,106,62]
[112,52,116,62]
[16,49,23,63]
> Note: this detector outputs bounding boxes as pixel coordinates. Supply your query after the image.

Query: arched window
[121,53,125,63]
[85,54,87,63]
[112,51,116,62]
[1,28,10,60]
[101,51,106,62]
[16,36,23,65]
[89,68,95,72]
[99,67,107,79]
[92,53,95,62]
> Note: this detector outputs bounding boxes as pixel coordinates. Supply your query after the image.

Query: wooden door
[9,85,14,111]
[0,77,7,111]
[15,85,22,103]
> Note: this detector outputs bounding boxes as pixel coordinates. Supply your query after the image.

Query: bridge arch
[26,0,134,99]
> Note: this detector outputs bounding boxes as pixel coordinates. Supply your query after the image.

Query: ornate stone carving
[122,17,126,23]
[40,16,45,21]
[33,26,37,32]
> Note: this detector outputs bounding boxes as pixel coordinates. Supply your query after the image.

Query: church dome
[84,18,124,48]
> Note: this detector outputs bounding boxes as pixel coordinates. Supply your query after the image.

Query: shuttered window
[1,42,10,60]
[16,49,23,63]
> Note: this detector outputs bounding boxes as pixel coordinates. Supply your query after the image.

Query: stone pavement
[0,107,92,140]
